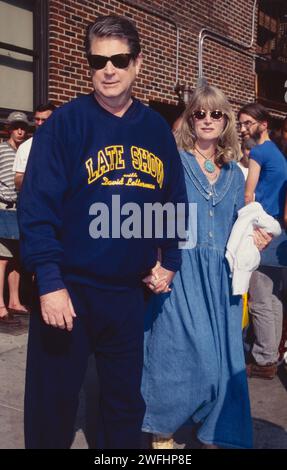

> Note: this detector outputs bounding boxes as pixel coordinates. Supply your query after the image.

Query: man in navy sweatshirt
[18,14,187,449]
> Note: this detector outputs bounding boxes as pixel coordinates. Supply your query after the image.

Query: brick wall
[48,0,260,115]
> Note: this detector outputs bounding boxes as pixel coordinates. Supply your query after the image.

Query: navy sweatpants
[24,283,146,449]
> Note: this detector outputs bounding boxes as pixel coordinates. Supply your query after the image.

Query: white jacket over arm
[225,202,281,295]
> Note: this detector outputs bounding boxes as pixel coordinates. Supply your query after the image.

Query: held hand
[143,261,175,294]
[40,289,76,331]
[253,227,273,251]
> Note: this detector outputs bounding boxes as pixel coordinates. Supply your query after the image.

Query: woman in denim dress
[142,85,260,449]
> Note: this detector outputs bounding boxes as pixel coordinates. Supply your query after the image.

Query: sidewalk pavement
[0,323,286,449]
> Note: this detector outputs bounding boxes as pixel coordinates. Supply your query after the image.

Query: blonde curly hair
[174,85,240,165]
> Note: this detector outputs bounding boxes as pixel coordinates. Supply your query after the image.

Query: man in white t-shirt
[237,138,256,181]
[13,103,56,190]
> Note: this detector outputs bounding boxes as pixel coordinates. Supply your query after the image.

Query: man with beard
[238,103,287,379]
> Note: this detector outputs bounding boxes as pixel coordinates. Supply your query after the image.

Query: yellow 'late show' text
[85,145,164,189]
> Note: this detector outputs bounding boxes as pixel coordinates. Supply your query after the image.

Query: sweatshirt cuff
[35,263,66,296]
[161,247,182,273]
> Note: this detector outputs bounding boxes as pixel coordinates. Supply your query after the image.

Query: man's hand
[253,227,273,251]
[40,289,76,331]
[143,261,175,294]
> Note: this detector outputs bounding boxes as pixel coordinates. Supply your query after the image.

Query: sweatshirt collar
[91,93,140,121]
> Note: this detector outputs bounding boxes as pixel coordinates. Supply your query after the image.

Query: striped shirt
[0,141,17,202]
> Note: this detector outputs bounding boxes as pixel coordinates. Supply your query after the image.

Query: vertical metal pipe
[198,0,258,78]
[119,0,180,83]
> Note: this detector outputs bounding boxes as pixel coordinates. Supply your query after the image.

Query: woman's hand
[143,261,175,294]
[253,227,273,251]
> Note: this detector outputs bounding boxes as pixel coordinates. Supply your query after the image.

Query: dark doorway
[149,100,185,129]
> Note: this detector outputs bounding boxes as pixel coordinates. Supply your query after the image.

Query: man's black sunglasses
[87,53,134,70]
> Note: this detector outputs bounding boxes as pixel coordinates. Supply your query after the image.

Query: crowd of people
[0,105,55,327]
[0,13,286,450]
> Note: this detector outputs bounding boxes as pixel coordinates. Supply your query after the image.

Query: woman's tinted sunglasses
[192,110,225,121]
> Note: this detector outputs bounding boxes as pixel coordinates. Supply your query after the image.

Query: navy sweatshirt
[18,94,188,295]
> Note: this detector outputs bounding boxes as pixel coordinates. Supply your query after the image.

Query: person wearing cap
[0,110,30,326]
[13,103,56,191]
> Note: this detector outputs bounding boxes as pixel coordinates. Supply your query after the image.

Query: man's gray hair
[84,14,141,58]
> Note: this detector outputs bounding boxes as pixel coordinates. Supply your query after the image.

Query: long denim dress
[142,150,253,449]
